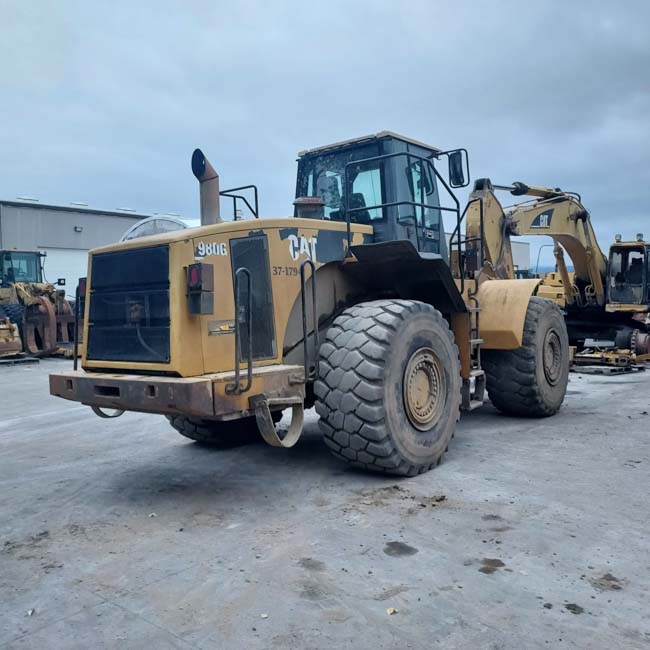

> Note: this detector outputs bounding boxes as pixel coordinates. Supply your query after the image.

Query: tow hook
[249,394,304,448]
[91,406,125,419]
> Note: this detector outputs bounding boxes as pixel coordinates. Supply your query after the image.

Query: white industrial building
[0,199,184,290]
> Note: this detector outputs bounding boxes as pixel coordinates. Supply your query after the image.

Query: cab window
[348,164,383,223]
[1,252,42,286]
[406,159,440,230]
[609,248,646,303]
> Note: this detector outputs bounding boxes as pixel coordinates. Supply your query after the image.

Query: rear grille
[230,235,276,360]
[86,245,170,363]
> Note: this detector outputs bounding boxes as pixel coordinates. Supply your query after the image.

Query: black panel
[230,235,275,360]
[345,241,466,314]
[87,245,170,363]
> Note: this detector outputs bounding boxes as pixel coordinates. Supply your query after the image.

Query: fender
[477,278,541,349]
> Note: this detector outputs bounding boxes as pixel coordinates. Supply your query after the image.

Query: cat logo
[288,235,317,261]
[531,209,553,229]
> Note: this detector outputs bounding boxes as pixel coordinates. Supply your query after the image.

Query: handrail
[342,151,462,287]
[226,267,253,394]
[73,283,81,371]
[220,185,259,219]
[300,259,319,381]
[448,197,484,293]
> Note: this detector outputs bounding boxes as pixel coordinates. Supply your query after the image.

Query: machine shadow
[102,419,384,509]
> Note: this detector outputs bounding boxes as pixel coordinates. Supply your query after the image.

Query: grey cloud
[0,0,648,264]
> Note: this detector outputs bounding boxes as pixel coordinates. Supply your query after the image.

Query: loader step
[461,369,486,411]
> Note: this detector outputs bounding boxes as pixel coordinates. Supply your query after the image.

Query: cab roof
[297,131,442,157]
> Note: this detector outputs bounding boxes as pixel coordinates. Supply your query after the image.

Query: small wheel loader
[50,132,569,475]
[0,249,76,357]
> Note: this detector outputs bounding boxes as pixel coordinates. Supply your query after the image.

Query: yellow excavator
[460,179,650,360]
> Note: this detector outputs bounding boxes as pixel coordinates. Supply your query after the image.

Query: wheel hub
[542,328,562,385]
[403,347,445,431]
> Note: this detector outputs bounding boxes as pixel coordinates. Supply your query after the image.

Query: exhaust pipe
[191,148,222,225]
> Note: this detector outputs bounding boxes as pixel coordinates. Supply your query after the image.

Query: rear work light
[187,263,214,314]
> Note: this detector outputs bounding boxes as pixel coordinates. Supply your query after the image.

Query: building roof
[0,198,186,221]
[297,131,442,157]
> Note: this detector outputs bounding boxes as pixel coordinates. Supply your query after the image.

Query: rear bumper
[49,365,305,419]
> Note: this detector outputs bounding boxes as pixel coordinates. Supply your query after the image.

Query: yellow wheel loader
[50,132,569,476]
[462,179,650,361]
[0,249,76,356]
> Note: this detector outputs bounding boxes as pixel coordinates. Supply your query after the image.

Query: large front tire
[314,300,461,476]
[482,296,569,417]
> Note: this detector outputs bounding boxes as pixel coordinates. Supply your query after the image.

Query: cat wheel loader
[0,249,76,356]
[462,179,650,362]
[49,132,569,476]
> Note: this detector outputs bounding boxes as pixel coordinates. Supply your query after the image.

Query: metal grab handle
[300,259,319,381]
[226,267,253,394]
[73,284,80,371]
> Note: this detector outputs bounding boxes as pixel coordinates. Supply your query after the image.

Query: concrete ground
[1,359,649,649]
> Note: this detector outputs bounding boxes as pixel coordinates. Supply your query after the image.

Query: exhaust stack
[191,148,222,225]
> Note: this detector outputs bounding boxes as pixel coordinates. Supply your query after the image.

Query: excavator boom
[466,179,608,306]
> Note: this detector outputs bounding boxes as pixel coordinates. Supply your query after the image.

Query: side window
[626,251,644,285]
[351,166,383,221]
[407,160,438,229]
[609,251,622,288]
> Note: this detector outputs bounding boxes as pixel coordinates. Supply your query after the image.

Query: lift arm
[465,179,609,306]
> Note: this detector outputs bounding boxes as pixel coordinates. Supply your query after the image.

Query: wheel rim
[542,328,562,386]
[403,347,446,431]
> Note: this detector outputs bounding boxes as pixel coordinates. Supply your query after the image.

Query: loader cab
[1,250,44,287]
[607,240,649,305]
[295,131,469,261]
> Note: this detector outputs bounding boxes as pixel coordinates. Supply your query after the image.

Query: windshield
[296,143,441,229]
[608,246,647,303]
[1,252,42,286]
[297,143,383,223]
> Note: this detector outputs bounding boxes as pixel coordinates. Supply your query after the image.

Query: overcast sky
[1,1,649,265]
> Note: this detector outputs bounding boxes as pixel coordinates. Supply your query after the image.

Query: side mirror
[56,278,66,286]
[448,150,469,188]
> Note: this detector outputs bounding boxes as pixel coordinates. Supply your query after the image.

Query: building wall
[0,202,146,289]
[511,240,530,272]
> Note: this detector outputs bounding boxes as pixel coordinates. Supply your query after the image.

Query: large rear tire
[167,411,282,448]
[314,299,461,476]
[482,296,569,417]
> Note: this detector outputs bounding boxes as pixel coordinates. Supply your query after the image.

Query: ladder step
[469,338,483,345]
[467,307,481,313]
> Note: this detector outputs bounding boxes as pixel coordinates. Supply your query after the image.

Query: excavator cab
[607,239,649,306]
[294,131,469,260]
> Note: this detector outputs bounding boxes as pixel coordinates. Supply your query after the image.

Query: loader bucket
[0,315,23,358]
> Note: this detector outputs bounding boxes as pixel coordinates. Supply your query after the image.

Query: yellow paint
[475,279,540,349]
[82,217,371,378]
